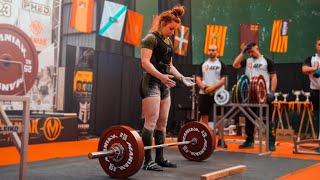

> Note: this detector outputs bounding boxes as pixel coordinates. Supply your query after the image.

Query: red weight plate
[0,24,38,95]
[252,75,258,104]
[98,126,144,179]
[255,75,267,104]
[177,122,215,161]
[249,76,257,104]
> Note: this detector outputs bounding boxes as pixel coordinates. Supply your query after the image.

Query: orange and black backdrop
[0,116,78,147]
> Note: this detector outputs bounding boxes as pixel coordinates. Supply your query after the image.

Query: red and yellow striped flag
[204,25,227,56]
[70,0,94,33]
[270,20,290,53]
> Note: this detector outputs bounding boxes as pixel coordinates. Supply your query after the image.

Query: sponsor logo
[40,117,64,141]
[253,63,262,68]
[30,21,43,35]
[22,0,50,16]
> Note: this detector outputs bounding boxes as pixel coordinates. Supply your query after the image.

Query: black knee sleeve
[141,127,153,163]
[154,129,165,161]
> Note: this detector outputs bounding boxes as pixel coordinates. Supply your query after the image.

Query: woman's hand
[160,74,176,88]
[180,76,195,87]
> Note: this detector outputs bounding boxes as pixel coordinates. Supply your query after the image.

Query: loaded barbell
[88,121,215,179]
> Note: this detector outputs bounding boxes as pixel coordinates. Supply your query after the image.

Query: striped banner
[204,25,227,56]
[174,25,190,56]
[270,20,290,53]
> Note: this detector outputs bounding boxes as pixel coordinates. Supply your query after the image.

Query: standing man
[195,44,228,148]
[302,37,320,137]
[232,42,278,151]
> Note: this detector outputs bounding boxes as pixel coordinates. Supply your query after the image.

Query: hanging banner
[0,0,56,111]
[70,0,94,33]
[174,24,190,56]
[73,47,94,138]
[0,0,20,25]
[239,23,259,52]
[99,1,127,41]
[204,25,227,56]
[17,0,53,51]
[270,19,290,53]
[124,10,143,47]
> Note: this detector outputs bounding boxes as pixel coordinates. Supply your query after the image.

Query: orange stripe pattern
[270,20,289,53]
[70,0,94,33]
[204,25,227,56]
[124,10,144,47]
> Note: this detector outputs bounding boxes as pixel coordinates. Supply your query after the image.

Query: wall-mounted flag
[70,0,94,33]
[270,20,290,53]
[124,10,144,47]
[173,25,189,56]
[99,1,127,41]
[204,25,227,56]
[239,23,259,52]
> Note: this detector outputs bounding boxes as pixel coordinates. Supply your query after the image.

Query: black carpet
[0,148,317,180]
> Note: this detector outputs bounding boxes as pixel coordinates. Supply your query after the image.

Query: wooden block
[200,165,247,180]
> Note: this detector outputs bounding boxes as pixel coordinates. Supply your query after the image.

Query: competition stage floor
[1,137,320,180]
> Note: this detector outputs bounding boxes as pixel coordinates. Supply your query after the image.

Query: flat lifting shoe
[155,159,177,168]
[142,161,163,171]
[238,140,254,149]
[217,139,228,148]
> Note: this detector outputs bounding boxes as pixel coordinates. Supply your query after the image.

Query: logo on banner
[30,21,43,35]
[40,117,64,141]
[79,101,90,123]
[22,0,50,16]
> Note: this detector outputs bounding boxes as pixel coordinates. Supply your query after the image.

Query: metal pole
[144,140,194,150]
[191,75,196,120]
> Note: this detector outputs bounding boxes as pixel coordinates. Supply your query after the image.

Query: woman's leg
[142,97,160,165]
[154,97,177,167]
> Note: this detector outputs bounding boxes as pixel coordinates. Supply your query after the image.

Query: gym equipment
[0,24,38,95]
[88,121,214,179]
[214,89,230,105]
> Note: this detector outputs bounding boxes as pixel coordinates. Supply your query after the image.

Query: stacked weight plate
[231,75,266,104]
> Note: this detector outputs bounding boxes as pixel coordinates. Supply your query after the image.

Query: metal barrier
[0,95,30,180]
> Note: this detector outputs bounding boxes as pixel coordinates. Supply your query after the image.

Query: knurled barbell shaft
[88,139,196,159]
[144,140,194,150]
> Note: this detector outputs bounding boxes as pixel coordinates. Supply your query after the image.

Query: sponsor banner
[73,47,94,138]
[0,116,78,147]
[239,23,259,52]
[0,0,20,25]
[18,0,53,51]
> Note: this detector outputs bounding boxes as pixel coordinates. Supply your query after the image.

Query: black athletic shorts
[198,94,221,115]
[140,73,170,100]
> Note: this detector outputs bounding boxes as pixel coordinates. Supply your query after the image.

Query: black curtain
[90,51,143,135]
[64,45,77,113]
